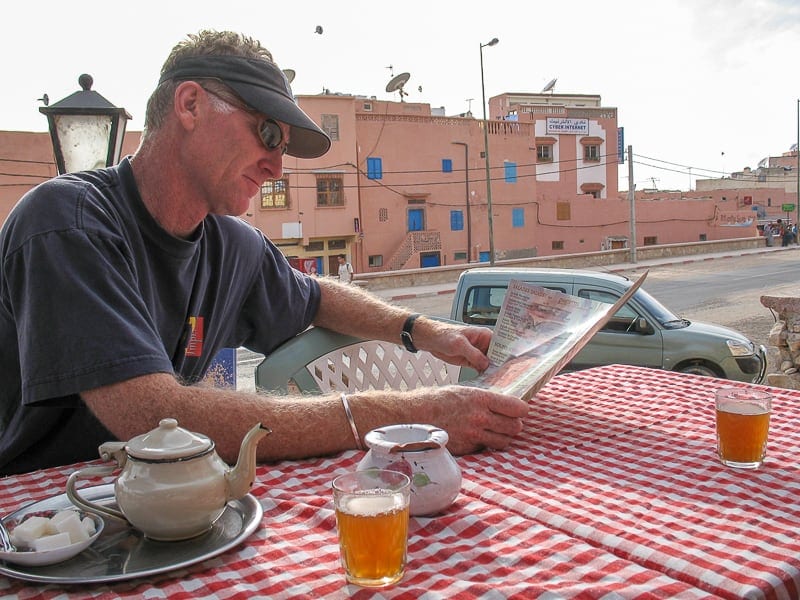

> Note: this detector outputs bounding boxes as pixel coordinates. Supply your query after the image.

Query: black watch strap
[400,313,421,353]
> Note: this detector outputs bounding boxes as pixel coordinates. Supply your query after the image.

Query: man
[0,30,527,475]
[337,254,353,284]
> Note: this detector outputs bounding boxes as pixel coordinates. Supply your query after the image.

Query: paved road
[237,245,799,391]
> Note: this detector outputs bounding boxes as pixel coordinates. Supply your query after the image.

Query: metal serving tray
[0,483,262,584]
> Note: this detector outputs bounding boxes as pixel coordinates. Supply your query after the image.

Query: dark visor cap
[159,55,331,159]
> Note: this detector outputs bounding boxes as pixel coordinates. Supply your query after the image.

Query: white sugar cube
[81,516,96,536]
[45,510,80,535]
[33,532,71,552]
[54,512,89,544]
[10,516,49,546]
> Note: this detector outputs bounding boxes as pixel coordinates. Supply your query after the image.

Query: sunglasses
[201,85,288,155]
[258,119,287,155]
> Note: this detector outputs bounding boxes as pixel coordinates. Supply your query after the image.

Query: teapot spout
[226,423,271,500]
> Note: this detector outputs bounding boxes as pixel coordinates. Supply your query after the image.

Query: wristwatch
[400,313,421,353]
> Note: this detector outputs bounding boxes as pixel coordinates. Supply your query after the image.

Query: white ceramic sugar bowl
[357,424,462,516]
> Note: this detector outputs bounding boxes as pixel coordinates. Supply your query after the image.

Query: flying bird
[315,25,323,34]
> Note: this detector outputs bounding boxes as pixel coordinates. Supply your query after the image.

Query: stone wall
[357,237,763,291]
[760,296,800,389]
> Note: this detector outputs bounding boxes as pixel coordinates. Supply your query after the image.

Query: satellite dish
[386,72,411,101]
[541,78,557,93]
[282,69,296,84]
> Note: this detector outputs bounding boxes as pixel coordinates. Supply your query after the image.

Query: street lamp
[796,98,799,242]
[39,74,131,174]
[452,142,472,261]
[480,37,499,265]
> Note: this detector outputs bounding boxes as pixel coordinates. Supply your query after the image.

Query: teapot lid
[126,418,213,460]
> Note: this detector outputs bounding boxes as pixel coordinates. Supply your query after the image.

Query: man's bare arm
[81,372,528,463]
[312,278,491,372]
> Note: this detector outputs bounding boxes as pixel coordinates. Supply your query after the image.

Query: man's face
[194,85,290,217]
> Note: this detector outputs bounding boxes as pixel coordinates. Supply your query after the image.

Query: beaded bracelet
[340,393,364,451]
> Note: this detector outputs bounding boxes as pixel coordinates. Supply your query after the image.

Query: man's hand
[414,319,493,373]
[398,384,529,455]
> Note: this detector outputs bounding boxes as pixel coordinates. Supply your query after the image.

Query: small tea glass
[715,387,772,469]
[332,469,411,587]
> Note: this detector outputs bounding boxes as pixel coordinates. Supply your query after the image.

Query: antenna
[541,78,557,93]
[386,64,394,78]
[385,72,411,102]
[282,69,296,84]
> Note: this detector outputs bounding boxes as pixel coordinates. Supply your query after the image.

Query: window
[512,207,524,228]
[556,202,571,220]
[584,145,600,161]
[535,136,556,162]
[643,236,658,246]
[260,178,288,208]
[552,241,564,250]
[580,183,604,199]
[321,114,339,141]
[454,251,467,261]
[504,162,517,183]
[450,210,464,231]
[304,241,324,252]
[442,159,453,173]
[699,233,707,241]
[580,136,603,162]
[368,255,383,267]
[316,175,344,206]
[576,289,639,330]
[328,239,346,250]
[379,208,388,222]
[367,157,383,179]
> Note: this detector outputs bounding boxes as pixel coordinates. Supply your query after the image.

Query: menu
[465,271,648,400]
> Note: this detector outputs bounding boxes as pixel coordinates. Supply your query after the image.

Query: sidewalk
[372,244,799,303]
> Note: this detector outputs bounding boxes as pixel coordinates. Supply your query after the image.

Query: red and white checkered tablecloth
[1,364,797,599]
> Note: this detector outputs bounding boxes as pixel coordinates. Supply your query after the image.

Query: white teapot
[66,418,270,541]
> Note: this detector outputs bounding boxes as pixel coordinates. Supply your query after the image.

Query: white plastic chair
[255,326,477,394]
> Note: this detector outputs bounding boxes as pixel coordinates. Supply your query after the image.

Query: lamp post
[39,74,131,174]
[480,37,499,265]
[452,142,472,261]
[796,98,799,242]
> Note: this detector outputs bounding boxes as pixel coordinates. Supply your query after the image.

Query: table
[1,364,799,599]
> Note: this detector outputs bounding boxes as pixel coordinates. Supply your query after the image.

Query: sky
[3,0,799,192]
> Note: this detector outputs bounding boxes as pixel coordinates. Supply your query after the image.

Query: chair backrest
[255,326,477,394]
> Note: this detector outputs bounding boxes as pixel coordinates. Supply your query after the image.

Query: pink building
[0,89,761,275]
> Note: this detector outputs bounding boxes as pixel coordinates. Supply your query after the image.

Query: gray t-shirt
[0,158,320,474]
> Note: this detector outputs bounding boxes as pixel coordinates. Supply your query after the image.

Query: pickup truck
[449,267,766,383]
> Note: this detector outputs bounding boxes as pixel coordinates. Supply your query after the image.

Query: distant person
[780,219,794,247]
[337,254,353,284]
[764,222,774,247]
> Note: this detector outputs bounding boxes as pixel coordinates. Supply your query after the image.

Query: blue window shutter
[504,162,518,183]
[442,159,453,173]
[512,207,524,228]
[367,157,383,180]
[450,210,464,231]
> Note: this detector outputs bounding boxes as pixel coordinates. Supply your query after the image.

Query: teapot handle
[66,465,128,523]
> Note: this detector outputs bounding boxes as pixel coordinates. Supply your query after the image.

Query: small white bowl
[0,510,104,567]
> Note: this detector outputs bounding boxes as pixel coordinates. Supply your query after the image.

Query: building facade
[0,88,764,276]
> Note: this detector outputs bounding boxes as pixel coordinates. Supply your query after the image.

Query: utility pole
[628,145,637,263]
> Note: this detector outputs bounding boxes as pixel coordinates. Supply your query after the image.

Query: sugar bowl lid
[125,418,213,461]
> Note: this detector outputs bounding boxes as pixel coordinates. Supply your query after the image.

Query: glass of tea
[332,469,411,587]
[715,387,772,469]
